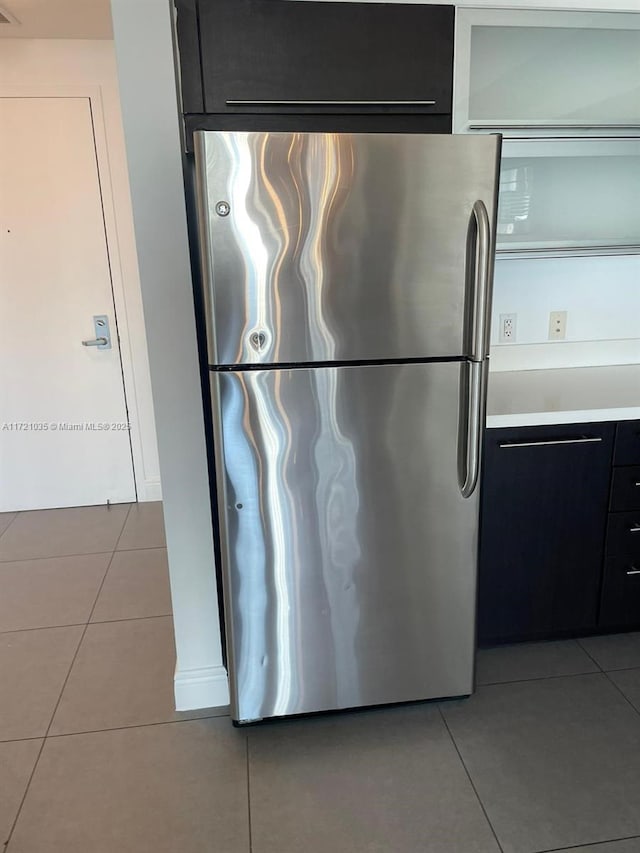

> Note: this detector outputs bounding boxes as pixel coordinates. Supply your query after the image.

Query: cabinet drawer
[615,421,640,466]
[599,556,640,629]
[606,511,640,557]
[198,0,454,115]
[610,466,640,511]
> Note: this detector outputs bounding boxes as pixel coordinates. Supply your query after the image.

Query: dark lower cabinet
[600,556,640,628]
[478,423,615,645]
[600,419,640,630]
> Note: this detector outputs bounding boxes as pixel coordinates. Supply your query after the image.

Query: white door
[0,97,136,511]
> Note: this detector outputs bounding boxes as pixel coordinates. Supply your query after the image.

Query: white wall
[0,39,161,500]
[491,254,640,371]
[110,0,229,711]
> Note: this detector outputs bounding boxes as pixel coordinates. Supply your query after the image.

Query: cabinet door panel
[479,423,614,644]
[497,138,640,253]
[606,511,640,558]
[466,17,640,127]
[198,0,454,115]
[615,420,640,466]
[600,556,640,630]
[610,466,640,512]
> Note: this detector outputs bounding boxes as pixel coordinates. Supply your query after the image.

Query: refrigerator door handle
[470,199,492,362]
[459,361,487,499]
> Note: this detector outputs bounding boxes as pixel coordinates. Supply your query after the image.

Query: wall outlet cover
[499,313,517,344]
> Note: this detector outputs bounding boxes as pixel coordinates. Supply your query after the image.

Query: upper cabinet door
[197,0,454,115]
[455,9,640,132]
[497,138,640,253]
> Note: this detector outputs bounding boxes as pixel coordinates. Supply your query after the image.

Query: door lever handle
[81,315,111,349]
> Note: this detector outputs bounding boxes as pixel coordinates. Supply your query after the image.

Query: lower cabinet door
[478,423,615,644]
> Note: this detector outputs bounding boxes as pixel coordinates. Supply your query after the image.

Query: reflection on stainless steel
[213,362,480,723]
[197,130,502,723]
[194,131,500,366]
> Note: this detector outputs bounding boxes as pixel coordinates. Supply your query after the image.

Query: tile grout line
[602,669,640,721]
[0,735,44,746]
[0,512,20,544]
[3,739,47,849]
[575,639,606,672]
[437,705,505,853]
[108,545,167,555]
[574,639,640,719]
[81,503,133,630]
[534,831,640,852]
[0,613,174,637]
[246,735,253,853]
[478,668,604,689]
[42,713,231,740]
[0,544,166,564]
[3,612,94,849]
[3,504,133,850]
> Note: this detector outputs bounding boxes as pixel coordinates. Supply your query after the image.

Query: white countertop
[486,364,640,428]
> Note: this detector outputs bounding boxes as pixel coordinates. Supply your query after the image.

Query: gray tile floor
[3,504,640,851]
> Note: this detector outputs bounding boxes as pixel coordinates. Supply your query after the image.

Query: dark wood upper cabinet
[196,0,454,114]
[175,0,204,114]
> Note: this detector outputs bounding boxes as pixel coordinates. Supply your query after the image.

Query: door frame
[1,84,157,503]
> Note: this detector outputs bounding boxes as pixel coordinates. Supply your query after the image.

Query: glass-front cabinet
[455,9,640,259]
[498,138,640,253]
[455,10,640,133]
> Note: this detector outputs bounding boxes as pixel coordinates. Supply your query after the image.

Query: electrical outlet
[499,313,517,344]
[548,310,567,340]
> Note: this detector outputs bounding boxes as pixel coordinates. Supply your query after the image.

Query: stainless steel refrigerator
[194,130,501,724]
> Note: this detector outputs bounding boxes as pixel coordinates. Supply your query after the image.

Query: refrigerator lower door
[212,361,482,723]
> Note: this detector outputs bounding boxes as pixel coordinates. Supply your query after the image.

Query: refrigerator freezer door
[211,361,482,722]
[195,131,500,366]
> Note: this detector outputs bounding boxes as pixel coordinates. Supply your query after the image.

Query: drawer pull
[499,437,602,449]
[225,99,437,107]
[626,566,640,575]
[631,524,640,533]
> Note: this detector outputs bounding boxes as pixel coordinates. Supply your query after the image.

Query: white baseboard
[138,477,162,502]
[174,664,230,711]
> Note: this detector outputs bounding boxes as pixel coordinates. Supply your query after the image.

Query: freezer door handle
[459,361,486,499]
[470,199,492,362]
